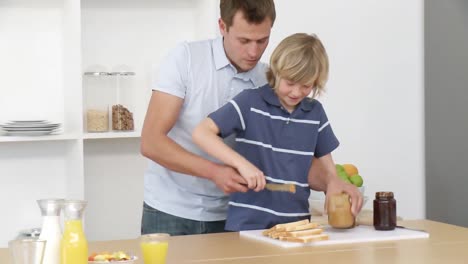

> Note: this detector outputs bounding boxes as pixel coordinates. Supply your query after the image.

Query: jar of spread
[328,193,355,229]
[373,192,397,230]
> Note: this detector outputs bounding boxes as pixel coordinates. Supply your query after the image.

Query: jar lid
[375,191,394,199]
[18,228,41,238]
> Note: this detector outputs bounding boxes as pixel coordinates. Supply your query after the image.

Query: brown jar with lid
[373,192,397,230]
[328,193,355,229]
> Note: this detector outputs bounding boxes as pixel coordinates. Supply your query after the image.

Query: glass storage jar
[373,191,397,230]
[83,67,112,133]
[327,193,355,229]
[110,70,135,131]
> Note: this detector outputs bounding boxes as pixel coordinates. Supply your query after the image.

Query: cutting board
[240,225,429,248]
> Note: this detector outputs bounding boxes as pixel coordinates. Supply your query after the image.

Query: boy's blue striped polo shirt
[209,84,340,231]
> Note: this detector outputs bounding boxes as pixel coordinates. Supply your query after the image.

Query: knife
[396,225,427,232]
[265,183,296,193]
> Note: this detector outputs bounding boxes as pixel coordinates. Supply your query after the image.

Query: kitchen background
[0,0,464,247]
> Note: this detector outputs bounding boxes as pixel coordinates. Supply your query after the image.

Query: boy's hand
[237,163,266,192]
[212,165,249,194]
[324,179,363,216]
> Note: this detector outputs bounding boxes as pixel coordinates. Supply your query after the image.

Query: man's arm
[192,118,265,191]
[140,90,248,194]
[308,154,363,216]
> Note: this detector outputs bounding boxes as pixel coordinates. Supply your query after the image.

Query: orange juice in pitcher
[61,200,88,264]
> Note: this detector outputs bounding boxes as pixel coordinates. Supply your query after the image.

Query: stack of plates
[0,120,62,136]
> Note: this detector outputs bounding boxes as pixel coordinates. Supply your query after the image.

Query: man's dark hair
[220,0,276,30]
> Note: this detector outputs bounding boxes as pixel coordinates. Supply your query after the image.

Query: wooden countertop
[1,220,468,264]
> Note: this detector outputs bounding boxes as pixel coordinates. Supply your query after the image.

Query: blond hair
[266,33,329,98]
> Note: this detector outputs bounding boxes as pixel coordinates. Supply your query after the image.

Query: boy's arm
[192,118,266,191]
[308,154,363,216]
[141,91,248,194]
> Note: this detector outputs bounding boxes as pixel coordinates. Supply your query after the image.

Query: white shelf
[0,131,142,142]
[0,133,80,142]
[83,131,141,139]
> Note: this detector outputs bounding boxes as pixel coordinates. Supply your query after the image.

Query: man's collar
[240,64,267,87]
[213,37,267,87]
[213,37,230,70]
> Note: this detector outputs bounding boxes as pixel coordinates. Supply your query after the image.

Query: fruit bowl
[88,257,137,264]
[88,252,137,264]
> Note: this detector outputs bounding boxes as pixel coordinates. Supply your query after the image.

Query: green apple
[349,174,364,187]
[335,164,345,174]
[338,170,351,183]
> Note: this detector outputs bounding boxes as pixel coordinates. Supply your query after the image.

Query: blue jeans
[141,202,227,236]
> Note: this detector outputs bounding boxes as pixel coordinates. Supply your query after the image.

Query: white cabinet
[0,0,219,246]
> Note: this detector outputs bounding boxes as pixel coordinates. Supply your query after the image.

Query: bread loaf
[279,234,329,243]
[262,220,329,243]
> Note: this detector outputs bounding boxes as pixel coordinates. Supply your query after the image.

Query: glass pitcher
[37,199,63,264]
[60,200,88,264]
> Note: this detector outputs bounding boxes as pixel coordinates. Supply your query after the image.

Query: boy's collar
[260,85,315,112]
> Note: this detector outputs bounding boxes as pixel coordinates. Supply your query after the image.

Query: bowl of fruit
[88,251,137,264]
[335,163,364,190]
[308,163,366,216]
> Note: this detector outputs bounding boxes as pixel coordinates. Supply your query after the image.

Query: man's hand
[324,178,363,216]
[211,164,249,194]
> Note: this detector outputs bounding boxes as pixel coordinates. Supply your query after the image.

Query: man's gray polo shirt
[209,85,339,230]
[144,37,268,221]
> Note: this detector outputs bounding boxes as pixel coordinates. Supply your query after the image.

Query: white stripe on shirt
[250,107,320,124]
[265,176,310,187]
[235,138,314,156]
[229,201,311,217]
[229,100,246,130]
[318,121,330,132]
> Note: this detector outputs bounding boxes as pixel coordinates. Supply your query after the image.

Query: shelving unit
[0,0,219,246]
[83,131,140,139]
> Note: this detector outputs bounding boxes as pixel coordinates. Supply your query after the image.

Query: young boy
[193,33,340,231]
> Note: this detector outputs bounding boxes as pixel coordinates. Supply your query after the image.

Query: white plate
[5,130,57,136]
[2,126,59,131]
[5,121,50,126]
[1,123,60,128]
[8,120,48,123]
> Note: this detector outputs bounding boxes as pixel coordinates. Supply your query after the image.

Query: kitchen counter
[1,220,468,263]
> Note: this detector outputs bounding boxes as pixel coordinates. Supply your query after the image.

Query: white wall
[0,7,64,123]
[266,0,424,217]
[84,139,147,241]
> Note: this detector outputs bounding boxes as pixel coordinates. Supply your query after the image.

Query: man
[141,0,362,236]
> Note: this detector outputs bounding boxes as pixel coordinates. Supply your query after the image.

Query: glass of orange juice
[140,233,170,264]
